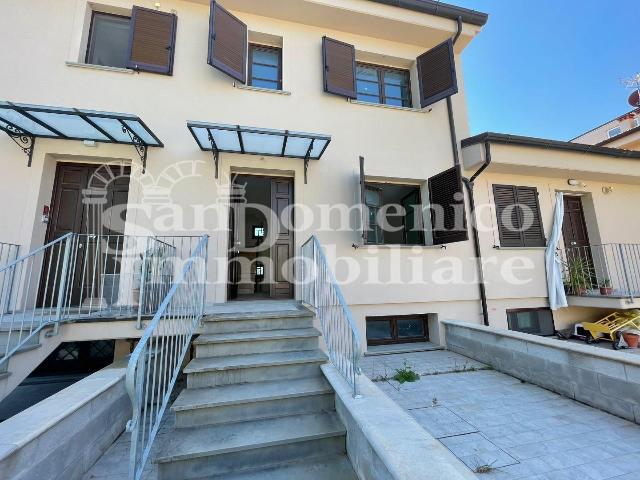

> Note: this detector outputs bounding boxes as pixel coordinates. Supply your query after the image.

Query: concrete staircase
[155,305,357,480]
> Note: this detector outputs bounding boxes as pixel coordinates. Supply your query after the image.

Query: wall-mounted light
[602,186,613,194]
[83,140,96,147]
[154,2,161,10]
[567,179,586,187]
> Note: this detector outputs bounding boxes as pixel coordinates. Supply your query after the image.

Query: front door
[562,196,590,250]
[41,163,131,306]
[562,195,594,291]
[227,175,294,300]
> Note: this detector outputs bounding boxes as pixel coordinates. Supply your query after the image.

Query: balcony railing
[301,235,362,398]
[557,243,640,301]
[0,234,202,370]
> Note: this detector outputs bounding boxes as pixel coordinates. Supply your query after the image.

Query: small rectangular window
[85,12,131,68]
[507,308,555,336]
[356,63,411,107]
[364,183,424,245]
[366,314,429,345]
[248,44,282,90]
[607,126,623,138]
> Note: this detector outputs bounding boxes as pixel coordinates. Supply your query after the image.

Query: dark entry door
[227,193,240,300]
[562,195,594,291]
[562,196,590,249]
[270,178,294,299]
[41,163,130,306]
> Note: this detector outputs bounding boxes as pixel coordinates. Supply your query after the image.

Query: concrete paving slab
[365,349,640,480]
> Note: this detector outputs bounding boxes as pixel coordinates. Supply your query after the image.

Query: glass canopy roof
[187,122,331,160]
[0,101,163,147]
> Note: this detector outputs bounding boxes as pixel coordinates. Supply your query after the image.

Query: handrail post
[136,236,151,330]
[51,234,73,336]
[618,243,635,302]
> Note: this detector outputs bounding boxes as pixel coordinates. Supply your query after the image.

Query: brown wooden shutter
[126,6,177,75]
[208,0,247,83]
[516,186,546,247]
[493,185,546,247]
[359,155,367,243]
[416,38,458,108]
[428,166,468,245]
[322,37,356,98]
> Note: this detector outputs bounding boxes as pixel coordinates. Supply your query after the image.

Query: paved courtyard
[363,350,640,480]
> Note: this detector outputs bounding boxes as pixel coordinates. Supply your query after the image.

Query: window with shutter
[126,6,177,75]
[428,166,468,245]
[493,184,546,248]
[208,0,247,83]
[322,37,356,99]
[416,38,458,108]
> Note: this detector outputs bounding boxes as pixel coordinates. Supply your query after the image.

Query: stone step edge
[193,328,321,345]
[184,352,327,374]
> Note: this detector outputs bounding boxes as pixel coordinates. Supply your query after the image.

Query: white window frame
[607,126,623,138]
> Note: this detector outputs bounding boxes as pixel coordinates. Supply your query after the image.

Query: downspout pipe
[447,16,463,166]
[444,17,491,325]
[462,141,492,326]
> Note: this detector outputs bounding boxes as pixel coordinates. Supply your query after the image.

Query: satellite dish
[629,90,640,108]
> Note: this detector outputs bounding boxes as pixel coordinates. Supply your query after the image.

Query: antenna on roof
[622,73,640,108]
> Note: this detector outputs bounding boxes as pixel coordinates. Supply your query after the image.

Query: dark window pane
[384,70,408,86]
[356,66,378,81]
[365,188,382,206]
[252,48,279,66]
[357,80,379,97]
[385,97,404,107]
[86,13,130,68]
[357,93,379,103]
[397,318,425,338]
[249,44,281,90]
[384,84,404,99]
[252,64,279,81]
[366,320,392,340]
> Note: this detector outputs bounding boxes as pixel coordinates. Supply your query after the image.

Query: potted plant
[622,331,640,349]
[564,256,592,295]
[599,279,613,296]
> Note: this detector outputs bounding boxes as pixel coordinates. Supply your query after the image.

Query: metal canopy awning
[187,121,331,183]
[0,101,163,171]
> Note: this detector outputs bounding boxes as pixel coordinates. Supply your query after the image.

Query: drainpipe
[445,17,491,325]
[462,141,492,326]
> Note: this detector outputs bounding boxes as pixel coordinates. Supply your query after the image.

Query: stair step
[185,350,327,388]
[200,455,358,480]
[155,412,346,480]
[172,377,334,428]
[202,311,314,334]
[194,328,320,357]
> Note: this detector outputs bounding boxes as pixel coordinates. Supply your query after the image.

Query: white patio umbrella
[545,192,568,310]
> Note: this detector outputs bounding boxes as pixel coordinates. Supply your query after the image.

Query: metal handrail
[557,243,640,301]
[125,234,209,480]
[0,242,20,268]
[301,235,362,398]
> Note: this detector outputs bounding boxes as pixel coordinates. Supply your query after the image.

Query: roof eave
[368,0,488,27]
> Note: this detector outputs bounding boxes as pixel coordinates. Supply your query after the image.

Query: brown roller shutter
[126,6,177,75]
[429,166,468,245]
[416,38,458,108]
[493,185,546,247]
[208,1,247,83]
[322,37,356,98]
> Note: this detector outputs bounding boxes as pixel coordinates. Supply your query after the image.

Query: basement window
[506,308,555,336]
[366,314,429,345]
[364,183,424,245]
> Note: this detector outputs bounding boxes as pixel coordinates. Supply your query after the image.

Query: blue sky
[452,0,637,140]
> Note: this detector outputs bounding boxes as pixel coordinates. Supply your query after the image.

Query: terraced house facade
[1,0,640,479]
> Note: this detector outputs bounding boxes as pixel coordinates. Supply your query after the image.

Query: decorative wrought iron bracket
[3,125,36,167]
[207,129,220,179]
[121,124,148,173]
[303,139,315,184]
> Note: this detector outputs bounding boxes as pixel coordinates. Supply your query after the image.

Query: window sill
[233,83,291,95]
[353,243,446,250]
[347,98,431,113]
[493,245,547,250]
[65,61,134,74]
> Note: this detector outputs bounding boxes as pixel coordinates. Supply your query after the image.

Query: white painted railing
[125,234,208,480]
[301,235,362,398]
[0,242,19,267]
